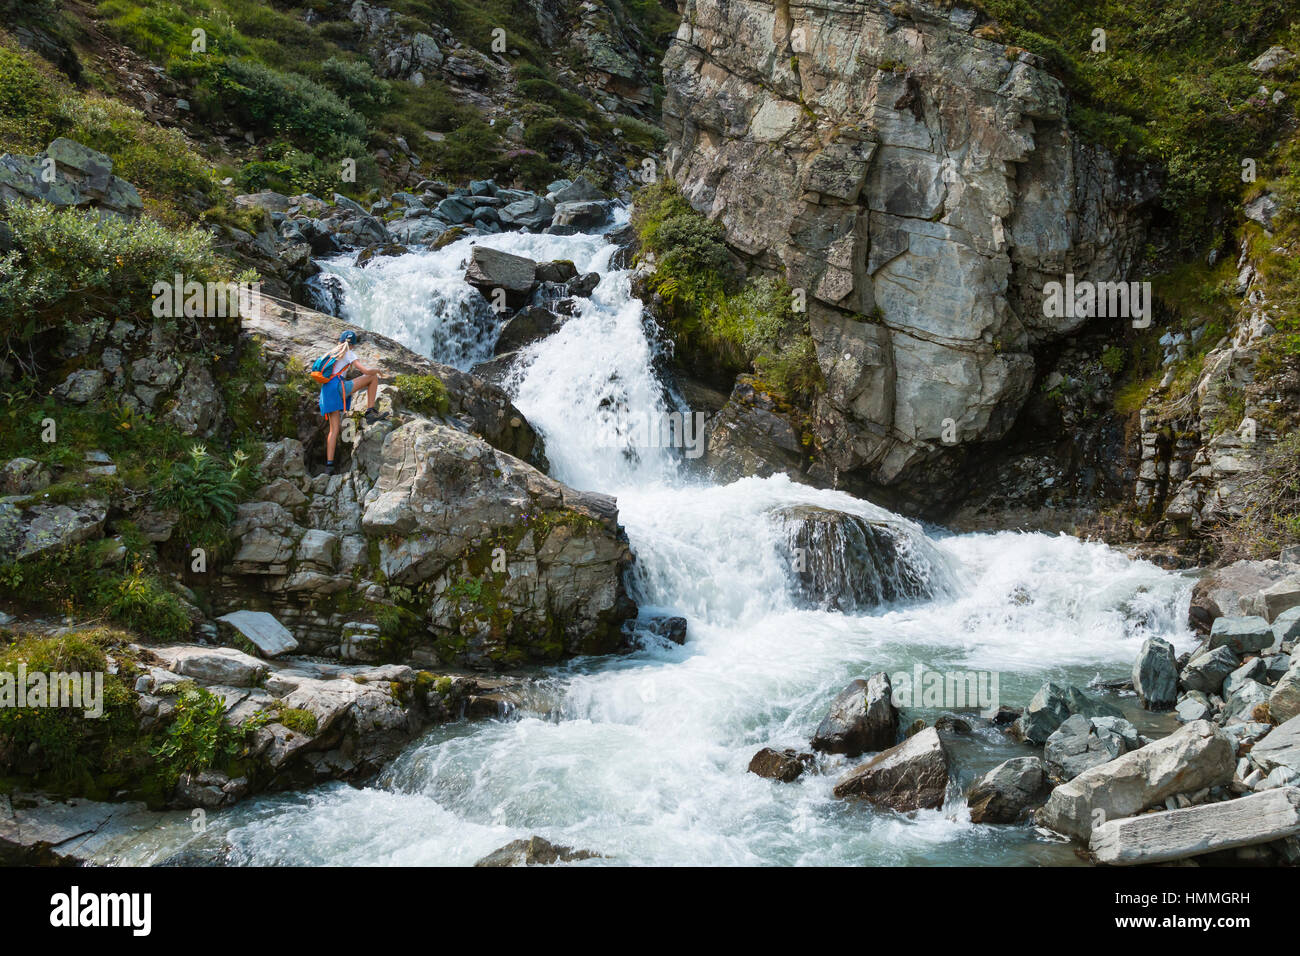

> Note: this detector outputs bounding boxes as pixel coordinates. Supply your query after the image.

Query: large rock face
[662,0,1154,512]
[215,300,636,670]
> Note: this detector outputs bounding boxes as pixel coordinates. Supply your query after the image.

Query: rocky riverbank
[745,554,1300,865]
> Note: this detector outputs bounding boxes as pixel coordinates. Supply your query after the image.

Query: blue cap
[339,330,358,344]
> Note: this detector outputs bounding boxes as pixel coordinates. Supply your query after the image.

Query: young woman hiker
[318,330,388,474]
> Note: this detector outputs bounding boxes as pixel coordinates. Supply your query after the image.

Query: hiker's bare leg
[326,411,341,461]
[352,372,378,410]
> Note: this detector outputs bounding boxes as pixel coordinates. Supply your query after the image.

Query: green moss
[276,706,318,736]
[394,373,451,418]
[0,628,149,796]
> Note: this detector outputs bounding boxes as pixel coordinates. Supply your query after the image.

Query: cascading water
[149,212,1198,866]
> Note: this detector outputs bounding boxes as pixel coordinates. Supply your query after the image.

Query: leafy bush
[104,563,194,639]
[0,202,219,341]
[151,685,252,784]
[0,545,192,641]
[0,44,59,153]
[173,54,367,145]
[153,443,256,548]
[321,56,393,115]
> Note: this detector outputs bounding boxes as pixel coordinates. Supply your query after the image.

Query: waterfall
[189,212,1201,868]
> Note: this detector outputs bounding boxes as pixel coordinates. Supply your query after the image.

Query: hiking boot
[325,461,336,476]
[364,407,390,424]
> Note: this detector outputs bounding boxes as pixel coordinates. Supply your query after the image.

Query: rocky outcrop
[209,296,636,670]
[0,138,142,218]
[662,0,1156,514]
[1036,720,1235,841]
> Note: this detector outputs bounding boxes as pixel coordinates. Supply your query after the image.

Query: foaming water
[173,216,1200,867]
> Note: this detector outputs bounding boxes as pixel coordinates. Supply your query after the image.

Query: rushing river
[144,211,1197,866]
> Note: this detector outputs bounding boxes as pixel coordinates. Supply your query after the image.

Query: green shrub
[153,443,256,550]
[0,202,219,341]
[321,56,393,115]
[104,563,193,640]
[173,54,367,145]
[151,685,251,785]
[0,44,59,153]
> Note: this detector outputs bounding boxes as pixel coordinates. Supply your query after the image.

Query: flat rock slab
[217,610,299,657]
[152,645,268,687]
[1037,719,1235,841]
[1091,787,1300,865]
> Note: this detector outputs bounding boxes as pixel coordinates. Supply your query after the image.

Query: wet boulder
[493,305,561,355]
[465,245,537,308]
[1044,714,1138,783]
[1014,682,1123,745]
[774,505,940,611]
[833,727,951,811]
[967,756,1046,824]
[811,674,898,757]
[1132,636,1178,710]
[748,748,814,782]
[474,836,600,867]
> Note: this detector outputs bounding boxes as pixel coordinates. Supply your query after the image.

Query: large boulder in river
[748,747,814,782]
[832,727,950,811]
[465,245,537,308]
[494,305,561,355]
[1036,720,1235,841]
[1132,636,1178,710]
[967,756,1046,824]
[811,674,897,757]
[774,505,941,610]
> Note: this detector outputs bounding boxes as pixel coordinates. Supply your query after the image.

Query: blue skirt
[319,377,354,416]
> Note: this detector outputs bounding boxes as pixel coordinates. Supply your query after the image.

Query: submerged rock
[1014,682,1123,745]
[474,836,600,867]
[774,505,940,610]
